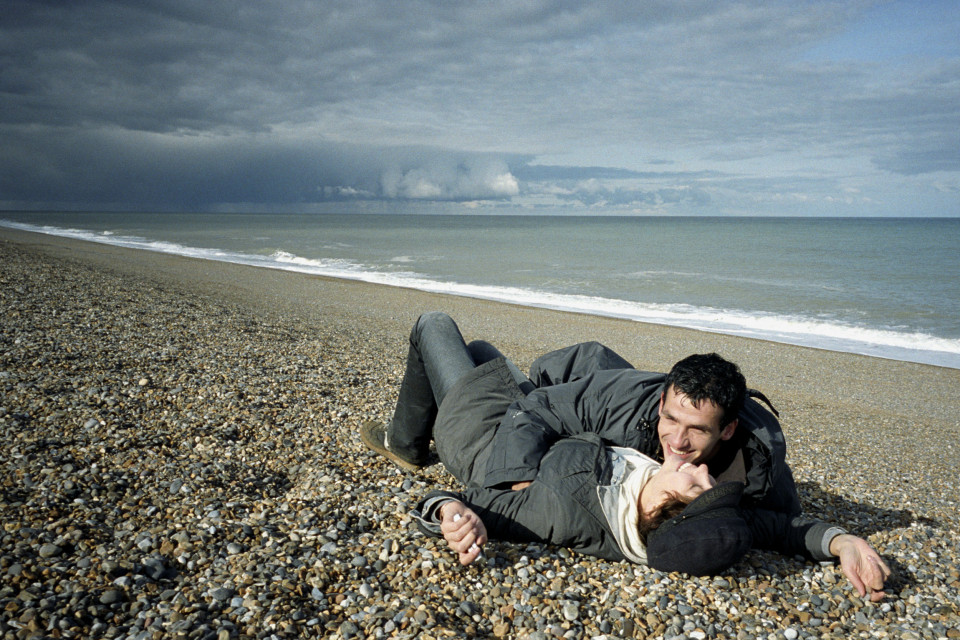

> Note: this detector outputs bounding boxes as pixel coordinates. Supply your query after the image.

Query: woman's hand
[439,500,488,565]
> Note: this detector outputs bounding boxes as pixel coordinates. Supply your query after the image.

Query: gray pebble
[210,588,234,602]
[339,620,359,638]
[141,557,167,580]
[3,243,958,640]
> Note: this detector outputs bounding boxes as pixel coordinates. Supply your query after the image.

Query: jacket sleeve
[413,435,625,563]
[481,390,568,488]
[411,484,582,550]
[757,463,803,516]
[742,507,846,562]
[528,342,635,386]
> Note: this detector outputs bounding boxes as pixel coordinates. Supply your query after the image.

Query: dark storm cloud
[0,126,528,208]
[1,1,958,214]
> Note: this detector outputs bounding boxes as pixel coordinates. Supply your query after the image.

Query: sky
[1,0,959,216]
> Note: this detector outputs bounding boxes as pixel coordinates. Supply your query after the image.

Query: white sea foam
[4,218,959,369]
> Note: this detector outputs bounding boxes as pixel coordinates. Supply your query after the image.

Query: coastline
[2,227,959,638]
[4,227,957,422]
[3,215,958,373]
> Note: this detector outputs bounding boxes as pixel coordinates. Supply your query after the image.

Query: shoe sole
[360,421,423,473]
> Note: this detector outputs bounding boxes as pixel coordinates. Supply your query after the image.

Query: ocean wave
[4,218,958,369]
[627,269,848,294]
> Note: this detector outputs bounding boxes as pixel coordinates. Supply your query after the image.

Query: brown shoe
[360,421,423,473]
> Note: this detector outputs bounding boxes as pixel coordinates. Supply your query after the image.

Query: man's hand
[829,534,891,602]
[439,500,488,565]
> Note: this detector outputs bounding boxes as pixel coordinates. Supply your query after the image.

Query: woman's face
[643,457,718,515]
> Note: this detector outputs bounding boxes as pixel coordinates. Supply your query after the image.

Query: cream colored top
[607,447,661,564]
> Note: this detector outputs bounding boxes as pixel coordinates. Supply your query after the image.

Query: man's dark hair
[664,353,746,426]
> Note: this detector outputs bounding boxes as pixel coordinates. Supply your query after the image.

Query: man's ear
[658,391,665,415]
[720,418,738,441]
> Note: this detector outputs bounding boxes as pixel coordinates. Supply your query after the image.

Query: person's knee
[411,311,456,343]
[467,340,504,366]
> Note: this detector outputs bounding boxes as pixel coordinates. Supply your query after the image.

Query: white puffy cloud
[381,158,519,201]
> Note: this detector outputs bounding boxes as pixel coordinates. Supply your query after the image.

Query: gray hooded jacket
[483,342,802,516]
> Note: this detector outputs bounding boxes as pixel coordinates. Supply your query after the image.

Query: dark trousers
[386,312,530,462]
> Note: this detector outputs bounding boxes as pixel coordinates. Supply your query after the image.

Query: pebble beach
[2,228,959,640]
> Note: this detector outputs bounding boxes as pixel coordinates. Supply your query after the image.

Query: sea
[3,212,959,369]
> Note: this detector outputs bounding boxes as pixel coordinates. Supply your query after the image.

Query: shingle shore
[1,229,958,640]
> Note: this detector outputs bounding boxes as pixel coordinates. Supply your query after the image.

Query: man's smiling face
[658,385,737,464]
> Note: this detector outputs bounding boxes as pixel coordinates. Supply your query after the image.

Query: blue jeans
[386,312,530,463]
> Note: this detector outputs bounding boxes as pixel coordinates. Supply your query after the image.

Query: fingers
[458,541,484,565]
[854,540,890,592]
[662,456,684,471]
[689,463,717,488]
[839,542,891,602]
[867,589,887,603]
[841,560,867,596]
[861,562,887,602]
[450,512,483,550]
[440,504,487,563]
[872,554,892,581]
[862,555,891,600]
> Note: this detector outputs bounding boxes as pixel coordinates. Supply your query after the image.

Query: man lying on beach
[361,313,891,597]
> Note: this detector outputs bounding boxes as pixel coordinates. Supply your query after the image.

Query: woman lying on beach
[409,445,750,572]
[361,312,754,574]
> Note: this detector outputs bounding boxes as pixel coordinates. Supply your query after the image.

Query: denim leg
[387,312,477,462]
[469,340,535,395]
[466,339,503,366]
